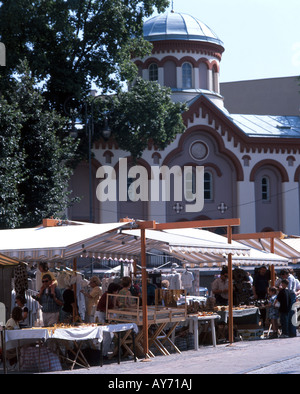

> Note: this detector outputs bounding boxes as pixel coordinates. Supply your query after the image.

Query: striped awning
[0,253,20,267]
[236,237,300,264]
[159,229,288,267]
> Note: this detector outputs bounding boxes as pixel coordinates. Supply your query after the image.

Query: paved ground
[2,335,300,376]
[41,335,300,375]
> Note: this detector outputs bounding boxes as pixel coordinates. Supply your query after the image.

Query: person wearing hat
[80,276,102,323]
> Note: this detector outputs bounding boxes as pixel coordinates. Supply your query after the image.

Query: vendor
[252,265,270,300]
[36,273,63,326]
[211,268,229,306]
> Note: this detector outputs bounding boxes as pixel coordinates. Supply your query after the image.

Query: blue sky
[152,0,300,82]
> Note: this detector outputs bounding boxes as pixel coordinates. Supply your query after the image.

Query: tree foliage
[0,96,25,228]
[0,0,169,112]
[0,62,78,228]
[105,78,187,159]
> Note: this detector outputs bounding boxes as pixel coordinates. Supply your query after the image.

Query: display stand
[106,292,187,357]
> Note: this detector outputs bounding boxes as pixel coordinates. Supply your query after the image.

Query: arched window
[149,63,158,81]
[204,171,213,200]
[212,65,218,93]
[185,170,194,202]
[261,176,270,201]
[182,63,193,89]
[164,60,177,88]
[199,62,208,90]
[185,170,213,201]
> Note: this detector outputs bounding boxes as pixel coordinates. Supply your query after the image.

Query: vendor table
[187,314,221,350]
[217,307,260,325]
[3,323,138,372]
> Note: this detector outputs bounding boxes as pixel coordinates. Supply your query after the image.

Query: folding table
[187,314,221,349]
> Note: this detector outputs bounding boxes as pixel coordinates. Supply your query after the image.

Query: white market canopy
[122,228,250,268]
[158,228,289,267]
[0,221,129,262]
[0,220,289,268]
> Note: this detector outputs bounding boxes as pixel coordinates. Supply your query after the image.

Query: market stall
[0,217,292,371]
[2,322,138,372]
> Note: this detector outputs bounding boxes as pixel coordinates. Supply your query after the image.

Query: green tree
[0,62,78,228]
[0,96,25,228]
[0,0,169,112]
[102,78,187,159]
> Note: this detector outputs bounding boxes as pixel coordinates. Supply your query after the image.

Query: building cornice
[183,95,300,155]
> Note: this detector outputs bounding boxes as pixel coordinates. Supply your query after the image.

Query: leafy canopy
[107,78,187,159]
[0,0,169,112]
[0,61,78,228]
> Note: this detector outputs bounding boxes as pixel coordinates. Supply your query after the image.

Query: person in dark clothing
[253,265,270,300]
[61,286,75,324]
[95,283,121,323]
[253,266,270,328]
[276,279,292,338]
[147,279,157,305]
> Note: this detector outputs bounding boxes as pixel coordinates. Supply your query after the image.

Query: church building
[68,11,300,236]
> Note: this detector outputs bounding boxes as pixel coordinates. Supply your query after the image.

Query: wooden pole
[228,253,234,344]
[270,237,275,286]
[155,218,240,230]
[73,257,78,322]
[227,226,234,344]
[140,228,149,357]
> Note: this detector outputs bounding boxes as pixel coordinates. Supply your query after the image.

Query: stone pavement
[2,335,300,376]
[41,335,300,375]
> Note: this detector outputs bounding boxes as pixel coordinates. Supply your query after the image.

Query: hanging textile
[14,263,28,297]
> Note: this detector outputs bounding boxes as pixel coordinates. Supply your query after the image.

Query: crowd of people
[211,266,300,338]
[5,268,143,331]
[5,263,300,342]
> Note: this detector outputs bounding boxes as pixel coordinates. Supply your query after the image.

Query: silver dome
[144,12,224,47]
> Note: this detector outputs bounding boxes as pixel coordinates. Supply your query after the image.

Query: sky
[151,0,300,83]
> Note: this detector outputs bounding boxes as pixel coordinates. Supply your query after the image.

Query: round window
[189,141,208,161]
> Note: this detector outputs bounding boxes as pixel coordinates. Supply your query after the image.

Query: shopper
[80,276,102,323]
[267,287,279,338]
[95,282,121,323]
[279,269,297,337]
[36,273,63,326]
[60,285,75,324]
[276,279,292,338]
[118,276,134,308]
[15,295,29,328]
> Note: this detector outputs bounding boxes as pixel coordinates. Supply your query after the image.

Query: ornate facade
[68,11,300,235]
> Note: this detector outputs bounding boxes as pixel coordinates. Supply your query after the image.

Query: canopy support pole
[141,228,149,357]
[227,225,234,344]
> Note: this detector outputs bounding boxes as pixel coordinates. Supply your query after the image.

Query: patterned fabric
[14,263,28,297]
[19,345,62,372]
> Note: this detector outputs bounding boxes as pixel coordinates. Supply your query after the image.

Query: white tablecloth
[5,323,139,349]
[5,328,50,350]
[51,323,138,342]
